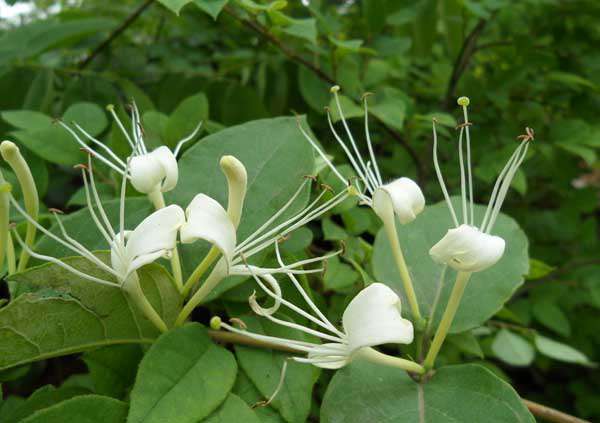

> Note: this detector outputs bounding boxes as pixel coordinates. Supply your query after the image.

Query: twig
[444,18,488,108]
[78,0,154,69]
[523,399,590,423]
[223,5,425,183]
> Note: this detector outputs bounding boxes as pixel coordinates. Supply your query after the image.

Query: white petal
[123,205,185,274]
[153,146,178,192]
[129,147,178,194]
[342,283,414,352]
[429,224,506,272]
[372,177,425,225]
[180,193,236,262]
[307,343,351,369]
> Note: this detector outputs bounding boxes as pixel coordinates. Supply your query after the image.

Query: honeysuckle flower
[60,102,202,196]
[10,155,185,286]
[211,245,417,371]
[298,86,425,225]
[429,97,533,273]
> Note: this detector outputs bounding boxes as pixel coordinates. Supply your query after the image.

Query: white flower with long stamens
[10,155,185,287]
[297,86,425,225]
[211,244,415,370]
[429,97,534,273]
[59,102,201,196]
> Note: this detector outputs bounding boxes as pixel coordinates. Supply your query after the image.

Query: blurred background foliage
[0,0,599,420]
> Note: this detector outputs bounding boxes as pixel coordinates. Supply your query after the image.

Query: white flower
[298,86,425,225]
[212,246,413,369]
[429,97,533,273]
[60,102,201,195]
[11,155,185,286]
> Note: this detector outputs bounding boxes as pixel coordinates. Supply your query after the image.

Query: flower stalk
[122,272,168,333]
[0,141,39,271]
[355,347,425,374]
[0,175,10,273]
[423,271,471,369]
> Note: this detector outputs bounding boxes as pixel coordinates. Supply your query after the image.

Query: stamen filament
[297,121,347,185]
[173,121,203,157]
[458,127,468,224]
[432,120,459,227]
[363,95,383,185]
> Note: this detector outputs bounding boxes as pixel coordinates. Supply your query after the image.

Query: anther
[361,92,374,101]
[302,174,317,182]
[319,183,334,193]
[73,163,88,170]
[455,122,473,130]
[229,317,247,330]
[277,234,290,243]
[48,208,64,214]
[517,127,535,142]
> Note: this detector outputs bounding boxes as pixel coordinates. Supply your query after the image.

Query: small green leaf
[20,395,127,423]
[1,111,52,130]
[127,324,237,423]
[64,102,108,137]
[193,0,229,19]
[532,301,571,337]
[322,218,348,241]
[157,0,192,14]
[165,93,208,148]
[328,94,363,122]
[205,394,261,423]
[324,256,359,292]
[526,259,555,280]
[491,329,535,367]
[447,332,484,358]
[534,335,594,366]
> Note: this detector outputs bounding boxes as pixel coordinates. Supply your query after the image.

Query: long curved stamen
[484,141,529,233]
[297,119,347,185]
[80,170,113,244]
[11,229,117,288]
[86,156,116,238]
[326,109,374,194]
[107,105,136,152]
[331,88,374,191]
[432,120,459,227]
[130,103,147,155]
[457,127,468,225]
[173,121,203,157]
[219,321,319,352]
[363,95,383,186]
[72,123,127,168]
[462,107,474,226]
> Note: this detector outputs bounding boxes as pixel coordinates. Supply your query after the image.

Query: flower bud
[429,224,505,272]
[372,177,425,225]
[129,146,178,194]
[220,155,247,229]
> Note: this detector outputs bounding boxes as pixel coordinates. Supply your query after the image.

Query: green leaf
[193,0,229,19]
[368,87,408,131]
[168,117,314,293]
[534,335,594,366]
[323,256,358,292]
[526,259,555,280]
[328,94,363,123]
[298,66,330,114]
[447,332,484,358]
[321,362,533,422]
[548,71,596,90]
[532,301,571,337]
[127,323,237,423]
[372,198,529,333]
[232,370,285,422]
[19,395,127,423]
[165,93,208,148]
[1,110,52,130]
[322,218,348,241]
[83,345,143,398]
[64,102,108,137]
[157,0,193,14]
[557,142,597,165]
[1,384,90,423]
[0,253,181,371]
[233,316,317,423]
[205,394,261,423]
[491,329,535,367]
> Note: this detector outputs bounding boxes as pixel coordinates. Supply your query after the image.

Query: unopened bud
[220,155,247,229]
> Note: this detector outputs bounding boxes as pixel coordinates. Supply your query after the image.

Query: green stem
[1,141,39,272]
[181,246,220,297]
[148,190,183,292]
[123,272,168,333]
[176,259,226,326]
[356,347,425,374]
[423,271,472,369]
[382,217,423,327]
[6,232,15,275]
[0,176,10,272]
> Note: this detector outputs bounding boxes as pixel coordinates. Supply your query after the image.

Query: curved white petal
[372,177,425,225]
[122,205,185,275]
[429,224,506,272]
[342,283,414,352]
[180,193,236,262]
[129,147,178,194]
[306,343,352,369]
[153,146,178,192]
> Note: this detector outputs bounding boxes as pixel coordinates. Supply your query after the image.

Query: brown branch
[523,399,590,423]
[223,5,425,183]
[78,0,154,69]
[444,18,489,108]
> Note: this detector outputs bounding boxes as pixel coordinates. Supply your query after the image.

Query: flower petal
[342,283,414,352]
[153,146,178,192]
[129,147,178,194]
[306,343,351,369]
[180,193,236,262]
[372,177,425,225]
[123,204,185,274]
[429,224,505,272]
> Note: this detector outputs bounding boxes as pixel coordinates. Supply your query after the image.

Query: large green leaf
[83,345,143,398]
[0,255,181,371]
[127,323,237,423]
[167,116,314,290]
[19,395,128,423]
[232,315,318,423]
[321,361,533,422]
[205,394,261,423]
[372,199,529,333]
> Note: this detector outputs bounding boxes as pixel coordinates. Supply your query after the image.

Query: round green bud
[210,316,222,330]
[457,96,470,107]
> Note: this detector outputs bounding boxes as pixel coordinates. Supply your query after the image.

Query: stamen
[253,360,288,409]
[106,105,136,152]
[363,93,383,186]
[86,156,116,238]
[457,127,468,225]
[219,321,318,353]
[460,100,474,226]
[432,119,459,227]
[80,169,114,244]
[173,121,203,157]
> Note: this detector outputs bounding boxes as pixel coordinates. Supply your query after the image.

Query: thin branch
[223,5,425,183]
[78,0,154,69]
[444,18,489,108]
[523,399,591,423]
